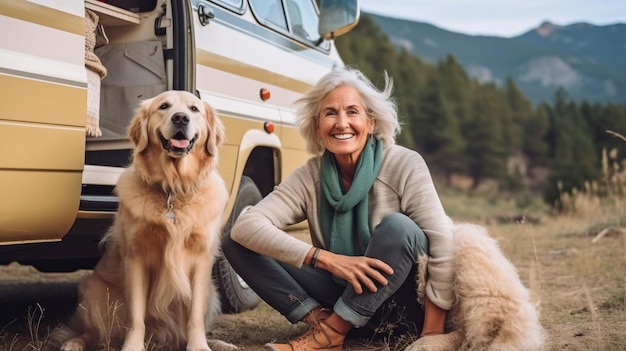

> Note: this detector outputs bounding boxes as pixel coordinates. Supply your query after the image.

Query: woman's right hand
[313,249,394,294]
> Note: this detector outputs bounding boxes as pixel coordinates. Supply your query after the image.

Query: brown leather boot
[265,317,348,351]
[301,307,332,326]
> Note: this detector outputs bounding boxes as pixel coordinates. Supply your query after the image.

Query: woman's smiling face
[316,85,375,166]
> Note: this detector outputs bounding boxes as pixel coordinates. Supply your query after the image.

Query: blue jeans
[222,213,429,336]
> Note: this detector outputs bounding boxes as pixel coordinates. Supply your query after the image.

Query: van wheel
[213,176,262,314]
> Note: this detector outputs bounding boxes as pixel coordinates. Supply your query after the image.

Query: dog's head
[128,91,225,159]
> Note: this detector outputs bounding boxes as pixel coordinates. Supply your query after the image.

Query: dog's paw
[120,334,146,351]
[207,339,239,351]
[120,344,145,351]
[185,333,211,351]
[404,331,464,351]
[59,338,86,351]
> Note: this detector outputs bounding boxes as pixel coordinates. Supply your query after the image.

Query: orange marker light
[260,88,271,101]
[264,121,275,134]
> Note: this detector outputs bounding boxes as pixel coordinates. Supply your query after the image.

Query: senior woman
[222,67,454,350]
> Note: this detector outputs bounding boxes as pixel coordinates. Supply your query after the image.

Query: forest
[334,15,626,208]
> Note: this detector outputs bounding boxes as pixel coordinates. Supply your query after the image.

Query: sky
[359,0,626,37]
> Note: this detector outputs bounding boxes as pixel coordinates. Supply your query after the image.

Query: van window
[249,0,322,44]
[286,0,319,42]
[249,0,287,29]
[211,0,245,12]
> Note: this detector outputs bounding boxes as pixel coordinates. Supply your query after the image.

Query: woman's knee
[373,213,429,254]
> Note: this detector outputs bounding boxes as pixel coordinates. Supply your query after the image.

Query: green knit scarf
[319,137,383,256]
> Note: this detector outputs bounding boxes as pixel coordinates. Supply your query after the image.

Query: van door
[190,0,339,191]
[0,1,87,244]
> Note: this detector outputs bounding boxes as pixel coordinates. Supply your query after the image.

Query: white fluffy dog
[407,223,546,351]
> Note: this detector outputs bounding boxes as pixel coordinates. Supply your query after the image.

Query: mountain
[365,13,626,105]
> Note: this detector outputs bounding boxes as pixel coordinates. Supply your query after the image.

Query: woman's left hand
[314,249,394,294]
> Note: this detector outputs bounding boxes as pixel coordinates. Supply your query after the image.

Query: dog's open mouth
[159,130,197,155]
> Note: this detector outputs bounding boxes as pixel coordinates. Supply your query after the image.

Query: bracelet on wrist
[310,247,322,268]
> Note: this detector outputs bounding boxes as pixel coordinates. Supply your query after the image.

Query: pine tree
[523,103,550,171]
[412,78,466,184]
[392,48,425,149]
[464,84,508,188]
[504,77,532,153]
[543,92,599,207]
[438,54,471,124]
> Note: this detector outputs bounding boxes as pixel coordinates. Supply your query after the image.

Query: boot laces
[290,320,336,349]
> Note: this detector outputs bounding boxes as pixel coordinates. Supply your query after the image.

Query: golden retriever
[407,223,545,351]
[58,91,231,351]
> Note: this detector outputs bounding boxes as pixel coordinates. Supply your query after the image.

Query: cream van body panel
[0,0,86,244]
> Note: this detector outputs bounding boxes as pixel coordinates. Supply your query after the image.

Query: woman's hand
[312,248,394,294]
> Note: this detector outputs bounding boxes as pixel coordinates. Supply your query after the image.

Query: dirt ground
[1,215,625,350]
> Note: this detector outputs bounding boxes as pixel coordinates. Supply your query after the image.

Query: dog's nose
[171,113,190,127]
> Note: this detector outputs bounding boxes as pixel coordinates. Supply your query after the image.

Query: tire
[213,176,263,314]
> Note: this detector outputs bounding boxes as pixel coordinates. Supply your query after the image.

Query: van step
[79,195,119,212]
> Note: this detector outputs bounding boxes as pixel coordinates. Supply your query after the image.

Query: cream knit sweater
[231,144,455,310]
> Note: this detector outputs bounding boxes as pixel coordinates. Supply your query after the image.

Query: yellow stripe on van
[1,74,86,127]
[197,50,312,94]
[0,121,85,171]
[0,0,83,35]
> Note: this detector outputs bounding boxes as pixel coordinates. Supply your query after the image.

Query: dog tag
[166,192,175,220]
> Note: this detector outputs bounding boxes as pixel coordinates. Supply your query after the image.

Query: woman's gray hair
[294,66,400,156]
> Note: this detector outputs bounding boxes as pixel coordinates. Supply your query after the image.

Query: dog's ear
[204,101,225,156]
[127,98,152,152]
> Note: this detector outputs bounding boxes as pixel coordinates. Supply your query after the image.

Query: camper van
[0,0,358,313]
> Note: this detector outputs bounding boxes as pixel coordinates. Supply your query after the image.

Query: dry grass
[496,215,625,350]
[1,204,625,351]
[4,195,623,351]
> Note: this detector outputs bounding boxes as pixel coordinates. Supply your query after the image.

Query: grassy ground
[1,189,624,350]
[445,183,626,350]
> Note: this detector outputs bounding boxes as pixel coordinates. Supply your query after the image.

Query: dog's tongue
[170,139,190,149]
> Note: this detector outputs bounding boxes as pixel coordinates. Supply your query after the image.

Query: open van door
[0,1,87,244]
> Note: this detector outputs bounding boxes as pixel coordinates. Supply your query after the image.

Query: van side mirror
[318,0,359,40]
